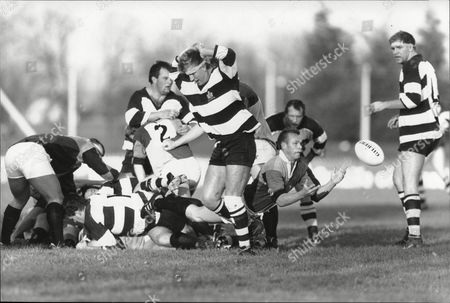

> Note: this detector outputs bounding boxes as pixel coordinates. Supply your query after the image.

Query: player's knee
[202,190,221,207]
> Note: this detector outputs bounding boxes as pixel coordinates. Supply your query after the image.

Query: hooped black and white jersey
[398,54,441,144]
[174,45,260,140]
[88,191,155,237]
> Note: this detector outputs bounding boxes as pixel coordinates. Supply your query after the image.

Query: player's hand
[387,114,399,129]
[367,101,386,115]
[298,184,320,198]
[331,167,346,184]
[158,109,179,120]
[162,139,177,151]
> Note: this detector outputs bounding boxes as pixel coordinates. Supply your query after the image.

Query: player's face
[390,40,413,64]
[283,133,303,161]
[155,68,173,95]
[286,106,304,127]
[186,62,210,86]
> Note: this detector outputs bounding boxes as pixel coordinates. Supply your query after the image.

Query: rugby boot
[395,228,409,246]
[403,236,423,249]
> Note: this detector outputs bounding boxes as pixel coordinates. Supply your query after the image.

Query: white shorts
[4,142,54,179]
[160,156,201,187]
[253,139,276,166]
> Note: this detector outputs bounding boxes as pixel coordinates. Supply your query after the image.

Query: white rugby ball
[354,139,384,166]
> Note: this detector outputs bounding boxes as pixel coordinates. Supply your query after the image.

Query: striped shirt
[88,191,154,237]
[267,113,328,157]
[398,54,441,144]
[123,89,190,150]
[174,45,260,140]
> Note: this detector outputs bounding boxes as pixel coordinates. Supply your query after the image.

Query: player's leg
[161,157,201,197]
[202,165,228,215]
[300,197,318,243]
[401,150,425,246]
[185,204,223,223]
[431,146,450,193]
[149,210,196,249]
[1,177,31,244]
[392,160,409,244]
[418,175,427,210]
[11,205,44,242]
[263,206,278,248]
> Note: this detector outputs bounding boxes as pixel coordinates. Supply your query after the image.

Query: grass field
[1,186,449,302]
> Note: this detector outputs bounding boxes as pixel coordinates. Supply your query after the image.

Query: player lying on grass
[8,174,187,247]
[76,174,225,249]
[243,129,346,247]
[1,135,117,247]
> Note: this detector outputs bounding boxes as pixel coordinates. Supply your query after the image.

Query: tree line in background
[0,6,448,153]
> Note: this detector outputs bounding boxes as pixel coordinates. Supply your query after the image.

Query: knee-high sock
[1,205,22,244]
[46,202,65,245]
[404,194,421,237]
[263,206,278,239]
[223,196,250,248]
[300,200,317,228]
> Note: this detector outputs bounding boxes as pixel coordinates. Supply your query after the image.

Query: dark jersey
[17,134,109,176]
[266,113,327,157]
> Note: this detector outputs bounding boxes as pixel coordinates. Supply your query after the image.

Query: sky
[4,1,448,70]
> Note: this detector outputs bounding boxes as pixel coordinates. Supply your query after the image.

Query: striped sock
[300,201,318,229]
[223,196,250,248]
[404,194,421,237]
[212,199,231,219]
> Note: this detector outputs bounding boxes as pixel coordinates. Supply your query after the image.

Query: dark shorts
[156,210,186,233]
[209,132,256,167]
[120,150,153,175]
[398,138,440,157]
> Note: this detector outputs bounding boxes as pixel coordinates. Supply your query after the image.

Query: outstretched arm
[162,123,205,151]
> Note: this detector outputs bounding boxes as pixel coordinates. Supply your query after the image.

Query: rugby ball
[354,139,384,166]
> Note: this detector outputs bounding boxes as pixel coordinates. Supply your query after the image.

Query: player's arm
[311,167,346,202]
[306,119,328,161]
[264,169,319,207]
[162,123,205,151]
[132,140,147,181]
[82,148,119,181]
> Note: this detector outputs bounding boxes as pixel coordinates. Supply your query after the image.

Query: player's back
[88,193,148,236]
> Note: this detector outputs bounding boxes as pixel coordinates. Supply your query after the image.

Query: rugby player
[78,176,223,250]
[265,99,328,246]
[120,61,182,178]
[132,97,200,197]
[1,135,116,247]
[244,129,346,247]
[165,43,260,254]
[368,31,442,248]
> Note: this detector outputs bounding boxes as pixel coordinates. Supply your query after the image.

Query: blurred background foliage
[0,3,448,154]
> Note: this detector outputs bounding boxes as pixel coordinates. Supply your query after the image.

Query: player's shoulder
[265,154,285,171]
[300,115,322,129]
[129,87,148,101]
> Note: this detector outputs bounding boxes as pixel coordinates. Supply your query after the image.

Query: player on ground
[368,31,441,248]
[164,43,260,254]
[244,129,346,247]
[265,99,328,246]
[78,177,223,250]
[1,135,116,247]
[120,61,181,177]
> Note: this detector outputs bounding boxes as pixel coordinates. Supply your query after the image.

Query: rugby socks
[300,201,318,235]
[223,196,250,248]
[212,199,231,219]
[1,205,22,245]
[46,202,65,245]
[403,194,421,237]
[263,206,278,240]
[170,232,197,249]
